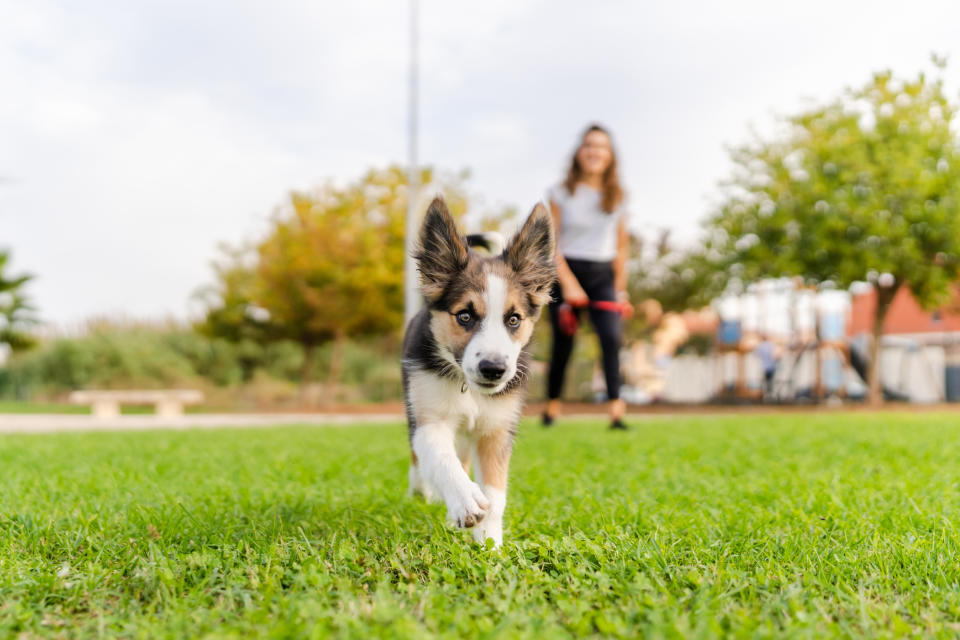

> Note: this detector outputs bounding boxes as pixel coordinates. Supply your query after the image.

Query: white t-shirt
[547,182,625,262]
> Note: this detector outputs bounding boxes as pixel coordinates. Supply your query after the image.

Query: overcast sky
[2,0,959,326]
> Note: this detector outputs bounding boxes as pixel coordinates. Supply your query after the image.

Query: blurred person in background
[543,124,631,430]
[755,334,780,398]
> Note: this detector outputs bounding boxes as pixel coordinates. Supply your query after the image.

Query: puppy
[402,196,555,547]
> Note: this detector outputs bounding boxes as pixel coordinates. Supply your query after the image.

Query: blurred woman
[544,124,631,430]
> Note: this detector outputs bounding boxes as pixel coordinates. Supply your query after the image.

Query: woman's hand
[561,279,589,306]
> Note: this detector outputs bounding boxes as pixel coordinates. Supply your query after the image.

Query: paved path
[0,411,662,434]
[0,413,406,434]
[3,403,952,434]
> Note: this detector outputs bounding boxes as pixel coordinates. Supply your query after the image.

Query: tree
[704,61,960,404]
[0,251,36,353]
[200,166,489,396]
[628,230,726,315]
[255,166,472,392]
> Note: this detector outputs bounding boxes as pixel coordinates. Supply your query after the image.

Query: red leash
[557,300,633,336]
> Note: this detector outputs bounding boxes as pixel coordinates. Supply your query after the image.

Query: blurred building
[849,286,960,338]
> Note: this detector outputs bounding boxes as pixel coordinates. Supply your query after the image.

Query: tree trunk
[328,329,347,386]
[867,286,897,406]
[299,341,317,404]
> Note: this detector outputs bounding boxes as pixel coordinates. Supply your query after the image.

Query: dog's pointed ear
[505,203,556,307]
[415,196,469,304]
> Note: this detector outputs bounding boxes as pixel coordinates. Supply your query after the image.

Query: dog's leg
[472,429,512,548]
[455,432,472,477]
[412,422,491,528]
[408,451,438,503]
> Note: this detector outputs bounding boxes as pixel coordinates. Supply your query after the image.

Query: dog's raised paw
[446,482,491,528]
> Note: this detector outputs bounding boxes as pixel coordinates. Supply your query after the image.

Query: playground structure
[712,279,856,402]
[714,280,960,404]
[622,278,956,405]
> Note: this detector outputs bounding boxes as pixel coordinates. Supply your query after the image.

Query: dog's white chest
[407,370,522,433]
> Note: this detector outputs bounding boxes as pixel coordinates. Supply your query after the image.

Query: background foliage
[0,250,36,352]
[0,321,407,406]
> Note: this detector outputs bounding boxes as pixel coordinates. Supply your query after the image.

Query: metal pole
[403,0,421,326]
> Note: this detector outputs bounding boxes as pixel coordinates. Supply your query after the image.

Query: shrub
[0,324,406,405]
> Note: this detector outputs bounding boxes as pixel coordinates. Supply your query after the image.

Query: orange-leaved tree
[201,166,474,395]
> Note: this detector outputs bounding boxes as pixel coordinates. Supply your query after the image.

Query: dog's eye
[507,314,521,327]
[456,311,473,326]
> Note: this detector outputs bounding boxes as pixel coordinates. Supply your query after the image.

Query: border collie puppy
[402,197,555,548]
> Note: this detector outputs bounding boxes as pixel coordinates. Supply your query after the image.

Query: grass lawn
[3,413,960,638]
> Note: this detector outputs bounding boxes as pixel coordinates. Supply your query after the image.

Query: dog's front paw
[445,482,491,528]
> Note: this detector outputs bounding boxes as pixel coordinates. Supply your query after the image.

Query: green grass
[3,413,960,638]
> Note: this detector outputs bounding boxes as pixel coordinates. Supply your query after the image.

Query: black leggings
[547,258,622,401]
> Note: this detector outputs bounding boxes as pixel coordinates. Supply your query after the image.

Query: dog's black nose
[478,359,507,381]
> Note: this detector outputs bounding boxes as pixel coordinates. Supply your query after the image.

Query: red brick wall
[849,286,960,335]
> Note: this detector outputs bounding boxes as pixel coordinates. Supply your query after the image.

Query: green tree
[628,231,726,315]
[0,251,37,352]
[704,62,960,404]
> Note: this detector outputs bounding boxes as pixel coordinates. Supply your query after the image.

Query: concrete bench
[68,390,205,418]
